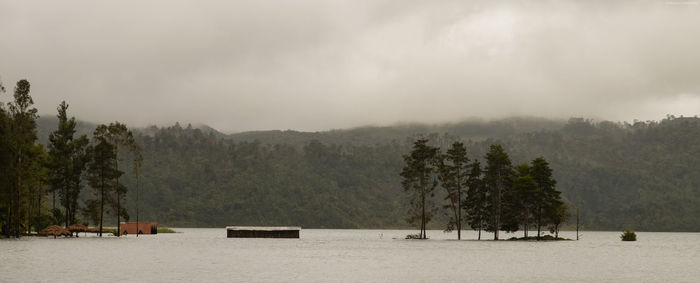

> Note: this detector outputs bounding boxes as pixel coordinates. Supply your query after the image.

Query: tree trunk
[64,187,69,227]
[576,206,580,241]
[457,180,461,240]
[99,166,104,237]
[536,206,542,241]
[26,195,31,234]
[115,148,120,237]
[36,193,42,233]
[421,189,426,239]
[15,153,22,238]
[117,190,120,237]
[494,174,501,241]
[136,168,139,237]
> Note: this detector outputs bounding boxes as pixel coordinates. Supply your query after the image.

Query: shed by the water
[226,226,300,238]
[120,222,158,235]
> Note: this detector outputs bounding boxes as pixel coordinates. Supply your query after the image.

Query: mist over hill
[36,116,700,231]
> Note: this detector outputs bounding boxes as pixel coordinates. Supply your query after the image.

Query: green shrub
[621,230,637,241]
[157,227,176,233]
[106,228,117,236]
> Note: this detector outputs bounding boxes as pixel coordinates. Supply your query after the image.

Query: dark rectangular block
[226,226,301,238]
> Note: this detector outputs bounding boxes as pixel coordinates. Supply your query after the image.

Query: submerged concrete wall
[226,226,300,238]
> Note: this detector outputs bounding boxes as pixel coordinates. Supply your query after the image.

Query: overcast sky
[1,0,699,132]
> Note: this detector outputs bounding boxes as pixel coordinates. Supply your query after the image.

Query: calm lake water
[1,229,699,282]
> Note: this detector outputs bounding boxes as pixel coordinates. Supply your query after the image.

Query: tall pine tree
[464,160,488,240]
[104,122,136,236]
[438,141,469,240]
[48,101,88,227]
[400,139,439,239]
[510,163,539,238]
[484,144,514,240]
[4,80,43,237]
[531,157,560,240]
[87,125,122,237]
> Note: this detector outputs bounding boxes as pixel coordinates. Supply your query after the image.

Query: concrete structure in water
[226,226,301,238]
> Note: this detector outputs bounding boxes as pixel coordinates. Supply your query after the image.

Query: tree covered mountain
[36,116,700,231]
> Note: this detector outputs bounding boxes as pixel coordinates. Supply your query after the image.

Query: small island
[401,140,570,241]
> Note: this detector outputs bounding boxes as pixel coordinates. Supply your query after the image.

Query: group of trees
[0,79,44,238]
[0,78,140,238]
[48,116,697,232]
[15,92,698,232]
[401,139,567,240]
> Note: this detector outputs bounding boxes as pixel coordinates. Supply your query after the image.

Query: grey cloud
[1,0,699,132]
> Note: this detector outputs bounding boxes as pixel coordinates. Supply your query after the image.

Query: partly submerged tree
[132,144,143,236]
[510,163,539,238]
[0,80,10,235]
[82,199,101,227]
[104,122,136,237]
[87,125,123,237]
[2,80,44,237]
[548,202,570,239]
[438,141,469,240]
[67,135,89,225]
[464,160,488,240]
[400,139,439,239]
[531,157,561,240]
[47,101,89,227]
[484,144,514,240]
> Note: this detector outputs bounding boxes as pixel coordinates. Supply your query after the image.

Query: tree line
[37,116,695,232]
[401,139,567,240]
[15,82,699,232]
[0,79,141,238]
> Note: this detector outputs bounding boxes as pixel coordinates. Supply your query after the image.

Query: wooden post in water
[576,206,580,241]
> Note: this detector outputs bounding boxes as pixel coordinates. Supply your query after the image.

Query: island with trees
[401,139,569,240]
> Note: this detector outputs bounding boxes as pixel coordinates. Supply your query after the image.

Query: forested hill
[224,117,565,146]
[37,116,700,231]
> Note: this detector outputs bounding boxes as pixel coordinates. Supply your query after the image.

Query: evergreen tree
[438,141,469,240]
[400,139,439,239]
[0,80,9,235]
[48,101,89,227]
[104,122,135,236]
[82,199,101,227]
[87,125,123,237]
[25,146,48,233]
[67,135,89,226]
[484,144,514,240]
[510,163,539,238]
[3,80,43,237]
[132,146,143,236]
[464,160,488,240]
[548,202,570,239]
[530,157,560,240]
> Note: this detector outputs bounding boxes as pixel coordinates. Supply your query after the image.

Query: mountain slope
[37,116,700,231]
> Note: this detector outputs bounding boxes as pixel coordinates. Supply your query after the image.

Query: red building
[120,222,158,235]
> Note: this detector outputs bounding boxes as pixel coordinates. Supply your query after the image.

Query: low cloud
[1,0,699,132]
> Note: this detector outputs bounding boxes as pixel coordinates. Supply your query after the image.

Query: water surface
[1,229,698,282]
